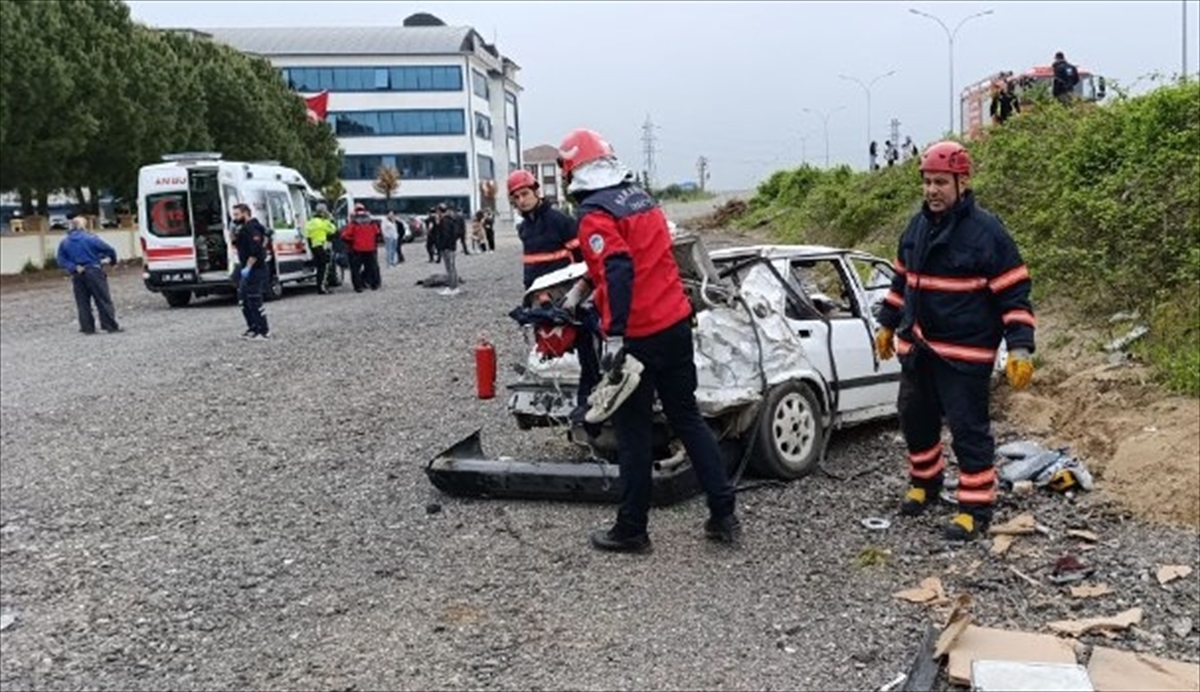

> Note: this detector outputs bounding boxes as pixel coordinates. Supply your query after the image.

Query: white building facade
[207,21,522,218]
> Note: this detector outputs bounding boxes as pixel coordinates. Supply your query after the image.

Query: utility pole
[909,8,995,135]
[839,69,897,169]
[1184,0,1189,82]
[641,115,657,191]
[803,106,846,168]
[696,156,709,192]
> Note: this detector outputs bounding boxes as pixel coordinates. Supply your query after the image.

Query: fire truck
[960,64,1107,140]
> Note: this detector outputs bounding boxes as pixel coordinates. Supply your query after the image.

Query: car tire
[751,380,824,480]
[164,291,192,308]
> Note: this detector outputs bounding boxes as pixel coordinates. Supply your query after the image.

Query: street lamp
[908,7,994,135]
[803,106,847,168]
[838,69,896,168]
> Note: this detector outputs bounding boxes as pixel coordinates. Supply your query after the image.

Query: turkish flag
[303,91,329,124]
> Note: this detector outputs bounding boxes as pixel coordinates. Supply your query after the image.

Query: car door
[781,256,882,416]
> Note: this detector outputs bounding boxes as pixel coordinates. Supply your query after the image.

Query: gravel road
[2,201,1197,691]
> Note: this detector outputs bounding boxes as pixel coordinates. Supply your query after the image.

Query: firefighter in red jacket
[340,204,381,292]
[558,127,740,553]
[875,141,1036,541]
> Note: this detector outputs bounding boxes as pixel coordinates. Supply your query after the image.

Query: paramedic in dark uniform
[558,127,740,553]
[874,141,1036,541]
[507,169,602,426]
[231,203,271,339]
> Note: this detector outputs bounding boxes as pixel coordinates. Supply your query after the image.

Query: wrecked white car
[425,233,903,505]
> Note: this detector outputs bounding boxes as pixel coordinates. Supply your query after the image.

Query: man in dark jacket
[56,217,122,334]
[231,203,271,339]
[989,74,1021,124]
[432,204,460,295]
[558,127,740,553]
[341,204,381,292]
[424,207,440,263]
[482,210,496,253]
[1051,51,1079,104]
[874,141,1036,541]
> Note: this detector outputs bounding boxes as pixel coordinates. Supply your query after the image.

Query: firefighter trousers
[897,350,996,517]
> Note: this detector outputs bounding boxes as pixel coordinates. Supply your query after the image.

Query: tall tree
[373,165,401,210]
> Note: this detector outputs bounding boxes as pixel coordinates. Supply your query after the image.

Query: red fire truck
[960,64,1107,140]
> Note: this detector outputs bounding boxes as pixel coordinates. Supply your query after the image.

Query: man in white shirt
[382,210,405,266]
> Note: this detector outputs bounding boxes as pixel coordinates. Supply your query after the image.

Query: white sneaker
[585,354,644,423]
[437,287,453,296]
[446,287,460,296]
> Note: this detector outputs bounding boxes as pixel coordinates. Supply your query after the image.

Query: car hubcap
[772,392,815,466]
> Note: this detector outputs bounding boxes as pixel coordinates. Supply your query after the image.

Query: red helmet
[920,141,972,176]
[535,324,577,358]
[507,169,538,194]
[557,128,614,180]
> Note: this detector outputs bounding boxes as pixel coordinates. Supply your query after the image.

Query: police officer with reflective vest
[304,203,336,294]
[559,128,740,553]
[875,141,1036,541]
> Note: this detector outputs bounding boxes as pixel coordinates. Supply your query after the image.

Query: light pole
[908,7,994,135]
[838,70,896,169]
[804,107,846,168]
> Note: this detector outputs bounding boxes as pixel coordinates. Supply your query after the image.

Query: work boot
[704,513,742,545]
[943,510,991,542]
[590,527,651,554]
[899,485,939,517]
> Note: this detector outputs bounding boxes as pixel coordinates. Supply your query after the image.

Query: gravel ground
[2,204,1197,691]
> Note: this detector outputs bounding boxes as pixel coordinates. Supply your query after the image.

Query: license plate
[160,271,196,283]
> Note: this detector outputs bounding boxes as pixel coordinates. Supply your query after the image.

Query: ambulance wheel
[265,272,283,302]
[164,291,192,308]
[751,381,823,480]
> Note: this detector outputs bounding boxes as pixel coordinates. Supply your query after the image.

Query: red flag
[304,91,329,123]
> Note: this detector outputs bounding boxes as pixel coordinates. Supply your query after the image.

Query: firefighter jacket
[877,190,1036,375]
[518,200,581,289]
[341,215,380,253]
[575,183,692,339]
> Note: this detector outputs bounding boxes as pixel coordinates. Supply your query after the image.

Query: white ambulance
[137,153,321,307]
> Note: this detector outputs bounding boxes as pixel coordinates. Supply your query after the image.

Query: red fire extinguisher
[475,337,497,400]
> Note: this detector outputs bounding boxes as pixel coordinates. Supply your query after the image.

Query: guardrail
[0,229,143,275]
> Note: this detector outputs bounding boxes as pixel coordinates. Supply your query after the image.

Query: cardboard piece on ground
[1046,608,1142,637]
[972,660,1095,692]
[990,513,1039,535]
[1067,529,1100,542]
[893,576,946,604]
[934,594,973,659]
[992,534,1016,557]
[1156,564,1193,585]
[946,625,1077,685]
[1087,646,1200,692]
[1069,583,1113,599]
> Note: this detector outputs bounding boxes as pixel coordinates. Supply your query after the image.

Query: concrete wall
[0,230,142,275]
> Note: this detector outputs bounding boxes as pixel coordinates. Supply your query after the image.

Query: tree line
[0,0,342,216]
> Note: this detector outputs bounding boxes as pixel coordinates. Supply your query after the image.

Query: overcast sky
[126,1,1200,191]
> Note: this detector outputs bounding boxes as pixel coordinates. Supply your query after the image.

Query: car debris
[861,517,892,531]
[1050,554,1096,585]
[1104,324,1150,353]
[877,672,907,692]
[996,440,1094,492]
[971,660,1094,692]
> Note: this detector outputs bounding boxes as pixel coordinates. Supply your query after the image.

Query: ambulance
[137,152,321,307]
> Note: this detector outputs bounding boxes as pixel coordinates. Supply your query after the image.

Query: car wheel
[265,272,283,301]
[164,291,192,308]
[751,381,824,480]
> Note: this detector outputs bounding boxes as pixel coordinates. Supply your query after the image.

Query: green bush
[21,259,39,274]
[42,255,58,271]
[734,80,1200,395]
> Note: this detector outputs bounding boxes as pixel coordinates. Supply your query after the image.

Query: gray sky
[126,1,1200,191]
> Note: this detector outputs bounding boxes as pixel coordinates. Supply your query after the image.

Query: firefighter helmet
[507,169,538,194]
[557,129,615,180]
[920,141,972,176]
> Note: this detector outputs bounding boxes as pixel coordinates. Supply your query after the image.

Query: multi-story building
[521,144,565,207]
[207,14,522,219]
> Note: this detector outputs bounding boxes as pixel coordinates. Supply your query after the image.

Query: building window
[330,110,466,137]
[280,66,463,92]
[474,112,492,140]
[340,153,469,180]
[476,155,495,181]
[355,196,471,217]
[472,69,490,100]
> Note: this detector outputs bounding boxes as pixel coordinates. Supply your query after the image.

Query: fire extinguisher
[475,337,496,400]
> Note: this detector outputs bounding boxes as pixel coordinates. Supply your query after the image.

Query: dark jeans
[311,246,329,292]
[72,266,119,333]
[239,269,269,335]
[426,236,439,263]
[612,318,735,535]
[898,350,995,516]
[484,224,495,252]
[576,307,602,407]
[349,250,380,291]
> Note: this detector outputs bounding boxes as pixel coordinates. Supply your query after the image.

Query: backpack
[1062,62,1079,88]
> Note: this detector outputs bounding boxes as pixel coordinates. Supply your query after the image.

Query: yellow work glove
[875,327,895,360]
[1006,348,1034,390]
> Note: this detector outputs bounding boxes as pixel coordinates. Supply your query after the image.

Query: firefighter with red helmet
[559,127,740,553]
[875,140,1036,541]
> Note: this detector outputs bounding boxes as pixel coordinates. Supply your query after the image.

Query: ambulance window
[145,192,190,237]
[266,192,293,230]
